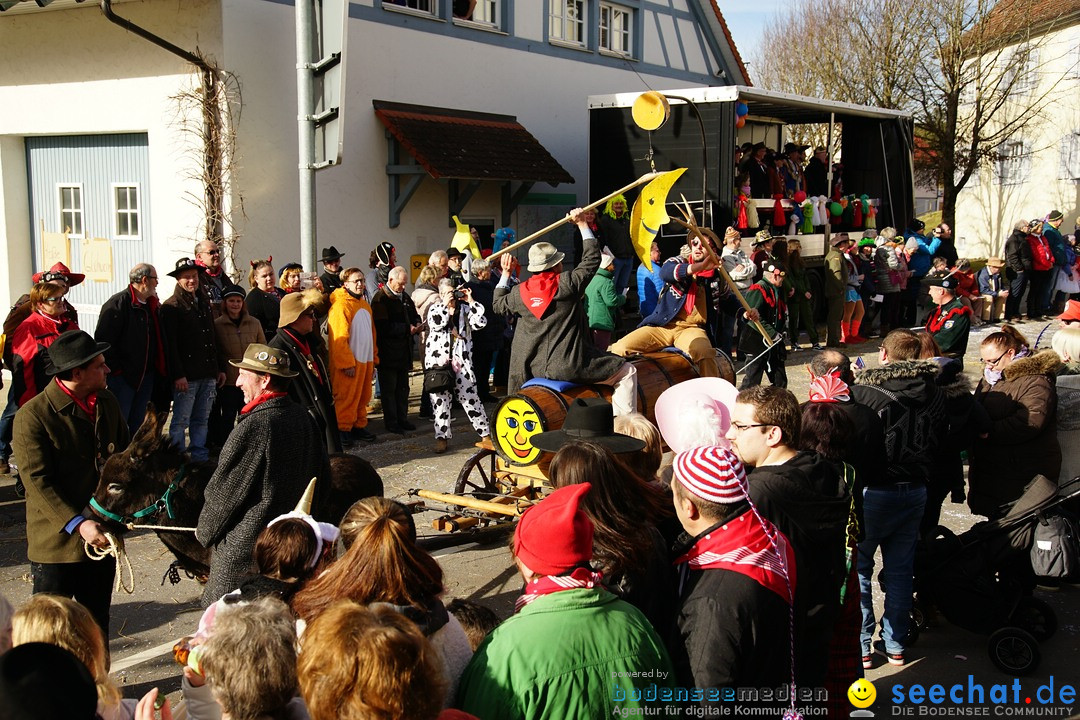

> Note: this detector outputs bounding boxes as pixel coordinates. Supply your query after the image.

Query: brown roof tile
[972,0,1080,49]
[373,101,574,187]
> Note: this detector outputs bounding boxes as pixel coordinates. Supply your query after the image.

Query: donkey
[90,405,384,580]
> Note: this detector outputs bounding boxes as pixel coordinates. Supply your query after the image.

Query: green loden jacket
[12,379,129,563]
[456,587,675,720]
[585,267,627,331]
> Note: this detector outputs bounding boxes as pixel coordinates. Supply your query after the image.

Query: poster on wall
[81,237,114,283]
[42,232,71,268]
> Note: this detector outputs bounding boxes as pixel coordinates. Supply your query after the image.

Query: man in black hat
[805,146,829,197]
[925,275,972,362]
[781,143,808,197]
[12,330,129,636]
[446,247,466,288]
[161,257,225,463]
[196,343,331,606]
[319,246,346,293]
[739,261,789,389]
[195,240,226,316]
[740,142,771,199]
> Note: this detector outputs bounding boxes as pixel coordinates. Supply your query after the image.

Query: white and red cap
[672,446,748,505]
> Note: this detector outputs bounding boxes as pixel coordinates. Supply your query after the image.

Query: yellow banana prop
[630,168,687,271]
[451,215,482,259]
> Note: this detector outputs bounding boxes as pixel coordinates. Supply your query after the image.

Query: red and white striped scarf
[675,509,796,603]
[514,566,604,613]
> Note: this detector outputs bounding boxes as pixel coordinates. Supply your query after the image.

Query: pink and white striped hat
[672,446,748,505]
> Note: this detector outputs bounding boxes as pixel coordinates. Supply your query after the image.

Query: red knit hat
[514,483,594,576]
[673,446,748,505]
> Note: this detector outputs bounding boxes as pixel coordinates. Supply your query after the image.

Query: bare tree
[752,0,1074,231]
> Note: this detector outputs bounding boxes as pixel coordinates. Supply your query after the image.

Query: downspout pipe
[99,0,224,244]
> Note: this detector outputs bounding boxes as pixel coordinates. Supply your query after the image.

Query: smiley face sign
[847,678,876,709]
[493,396,548,466]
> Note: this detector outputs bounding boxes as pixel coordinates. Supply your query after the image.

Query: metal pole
[665,95,708,223]
[296,0,317,270]
[824,111,834,244]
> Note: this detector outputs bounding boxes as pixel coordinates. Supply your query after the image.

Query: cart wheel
[987,627,1041,676]
[1010,597,1057,642]
[911,604,928,632]
[453,446,500,496]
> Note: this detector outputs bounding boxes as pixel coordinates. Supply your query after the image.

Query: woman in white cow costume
[424,279,491,453]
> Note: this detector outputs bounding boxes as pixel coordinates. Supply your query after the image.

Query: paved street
[0,318,1076,714]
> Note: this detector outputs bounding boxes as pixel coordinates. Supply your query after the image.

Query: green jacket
[12,380,129,563]
[585,268,626,331]
[824,248,848,299]
[456,587,675,720]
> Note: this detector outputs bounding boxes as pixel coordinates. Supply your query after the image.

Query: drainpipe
[99,0,224,245]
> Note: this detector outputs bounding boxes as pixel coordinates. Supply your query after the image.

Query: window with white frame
[384,0,436,16]
[59,184,84,237]
[113,184,140,238]
[1059,132,1080,181]
[995,140,1030,185]
[599,2,632,55]
[1004,47,1038,97]
[550,0,585,45]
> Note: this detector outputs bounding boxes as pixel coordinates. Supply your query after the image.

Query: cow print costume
[424,299,490,440]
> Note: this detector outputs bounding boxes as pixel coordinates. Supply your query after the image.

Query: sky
[714,0,779,80]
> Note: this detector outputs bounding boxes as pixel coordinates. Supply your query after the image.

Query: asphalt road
[0,318,1077,716]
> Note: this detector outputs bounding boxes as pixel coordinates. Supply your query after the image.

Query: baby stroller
[914,475,1079,675]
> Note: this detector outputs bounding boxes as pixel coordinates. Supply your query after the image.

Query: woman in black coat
[246,258,285,341]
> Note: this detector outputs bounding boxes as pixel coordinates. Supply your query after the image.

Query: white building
[0,0,747,327]
[953,1,1080,258]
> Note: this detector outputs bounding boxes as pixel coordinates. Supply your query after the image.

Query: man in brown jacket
[824,233,850,347]
[12,330,129,636]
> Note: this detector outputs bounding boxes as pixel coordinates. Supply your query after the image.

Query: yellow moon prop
[494,396,547,466]
[630,167,687,271]
[632,91,671,132]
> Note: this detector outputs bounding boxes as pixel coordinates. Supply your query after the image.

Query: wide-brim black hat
[0,642,98,720]
[530,398,646,454]
[167,257,199,278]
[320,245,345,263]
[47,330,110,375]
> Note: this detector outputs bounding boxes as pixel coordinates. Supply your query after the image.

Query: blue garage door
[26,133,152,329]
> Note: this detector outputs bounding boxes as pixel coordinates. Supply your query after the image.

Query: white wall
[954,26,1080,258]
[0,0,224,306]
[219,0,719,275]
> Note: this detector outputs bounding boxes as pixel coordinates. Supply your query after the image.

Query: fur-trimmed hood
[854,359,940,388]
[939,369,976,398]
[1004,350,1063,381]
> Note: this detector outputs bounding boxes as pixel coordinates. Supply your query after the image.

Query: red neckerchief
[130,286,167,376]
[681,268,716,316]
[194,258,222,277]
[518,272,560,320]
[925,302,972,334]
[281,328,322,383]
[675,509,797,603]
[240,391,289,415]
[514,566,603,614]
[54,377,97,418]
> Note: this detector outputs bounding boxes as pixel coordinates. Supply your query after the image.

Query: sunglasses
[41,296,65,304]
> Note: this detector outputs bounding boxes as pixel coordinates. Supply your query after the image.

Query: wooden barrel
[491,350,712,466]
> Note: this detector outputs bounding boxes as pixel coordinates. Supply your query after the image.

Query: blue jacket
[636,263,664,318]
[903,231,941,278]
[640,257,726,343]
[977,266,1006,296]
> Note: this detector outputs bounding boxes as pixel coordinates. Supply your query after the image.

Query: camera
[453,289,467,300]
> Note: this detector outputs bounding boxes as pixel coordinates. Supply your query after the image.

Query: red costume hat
[32,262,85,287]
[513,483,594,576]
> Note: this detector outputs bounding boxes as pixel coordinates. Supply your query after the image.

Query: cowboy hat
[46,330,110,375]
[527,242,565,273]
[278,289,325,327]
[320,246,345,263]
[229,343,298,378]
[32,262,85,287]
[167,257,199,278]
[530,398,645,454]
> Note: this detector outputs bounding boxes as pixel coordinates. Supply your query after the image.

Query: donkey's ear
[131,404,164,448]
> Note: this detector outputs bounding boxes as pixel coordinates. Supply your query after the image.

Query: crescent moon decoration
[630,167,687,271]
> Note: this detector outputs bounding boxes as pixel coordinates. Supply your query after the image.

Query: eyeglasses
[200,249,221,256]
[41,297,65,304]
[730,421,774,432]
[980,348,1011,367]
[147,275,159,280]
